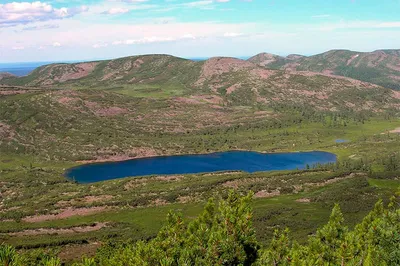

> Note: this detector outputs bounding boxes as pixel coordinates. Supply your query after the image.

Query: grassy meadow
[1,111,399,263]
[0,82,399,264]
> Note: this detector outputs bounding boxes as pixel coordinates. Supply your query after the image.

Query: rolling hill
[1,53,400,162]
[2,54,399,111]
[1,55,200,89]
[0,72,16,82]
[1,52,400,263]
[248,49,400,90]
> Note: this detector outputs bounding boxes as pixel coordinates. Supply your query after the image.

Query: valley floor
[1,118,399,263]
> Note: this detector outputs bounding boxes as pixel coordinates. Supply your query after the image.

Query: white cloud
[182,1,213,7]
[93,43,108,48]
[112,33,203,46]
[121,36,175,45]
[103,7,129,15]
[315,20,400,31]
[112,40,123,45]
[111,0,149,2]
[0,2,88,27]
[375,22,400,28]
[96,3,157,14]
[30,21,250,49]
[52,42,61,47]
[181,34,196,39]
[149,0,229,13]
[223,32,242,37]
[12,46,24,50]
[21,24,59,31]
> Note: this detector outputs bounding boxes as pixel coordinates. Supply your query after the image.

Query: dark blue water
[0,61,78,76]
[0,62,51,76]
[66,151,336,184]
[0,66,35,76]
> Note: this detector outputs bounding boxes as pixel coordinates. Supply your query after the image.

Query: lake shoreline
[75,149,333,165]
[66,150,337,184]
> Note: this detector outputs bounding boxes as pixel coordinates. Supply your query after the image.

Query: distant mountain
[247,53,288,69]
[194,56,399,111]
[2,54,399,113]
[248,49,400,90]
[2,55,200,88]
[0,72,17,81]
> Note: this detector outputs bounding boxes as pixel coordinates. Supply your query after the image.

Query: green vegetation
[2,55,201,91]
[1,52,400,263]
[249,49,400,91]
[1,190,399,265]
[1,109,399,262]
[1,88,399,161]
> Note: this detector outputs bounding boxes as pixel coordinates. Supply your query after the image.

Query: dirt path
[389,127,400,133]
[23,207,109,223]
[8,222,108,236]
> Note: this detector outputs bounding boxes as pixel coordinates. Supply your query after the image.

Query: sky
[1,0,400,62]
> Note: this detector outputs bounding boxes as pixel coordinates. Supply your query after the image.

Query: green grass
[368,178,400,189]
[1,171,397,250]
[288,50,400,91]
[3,88,397,162]
[1,85,400,263]
[107,83,187,98]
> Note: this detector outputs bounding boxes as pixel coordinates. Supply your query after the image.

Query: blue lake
[66,151,337,184]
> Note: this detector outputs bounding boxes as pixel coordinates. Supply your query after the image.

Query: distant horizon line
[0,48,399,65]
[0,56,250,65]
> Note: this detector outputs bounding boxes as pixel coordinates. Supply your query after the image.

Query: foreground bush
[1,191,399,265]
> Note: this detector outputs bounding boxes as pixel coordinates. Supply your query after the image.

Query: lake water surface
[66,151,337,183]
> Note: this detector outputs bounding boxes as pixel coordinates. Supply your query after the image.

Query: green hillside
[2,55,201,96]
[0,190,399,265]
[0,53,399,264]
[249,49,400,90]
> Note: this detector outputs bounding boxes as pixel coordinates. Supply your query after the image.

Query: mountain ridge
[2,51,394,85]
[1,53,399,116]
[3,48,400,90]
[0,72,16,81]
[248,49,400,90]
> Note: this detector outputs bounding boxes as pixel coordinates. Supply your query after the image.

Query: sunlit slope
[249,49,400,90]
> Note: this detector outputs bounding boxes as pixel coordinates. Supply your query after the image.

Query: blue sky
[1,0,400,62]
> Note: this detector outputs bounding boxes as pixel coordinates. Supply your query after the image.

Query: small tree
[0,244,23,266]
[307,204,348,264]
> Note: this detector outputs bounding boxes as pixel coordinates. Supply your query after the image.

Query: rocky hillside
[1,53,400,161]
[193,57,400,112]
[0,72,16,82]
[3,55,201,89]
[249,50,400,90]
[3,54,400,111]
[247,53,288,69]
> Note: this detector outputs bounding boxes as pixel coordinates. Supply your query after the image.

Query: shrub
[1,190,399,265]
